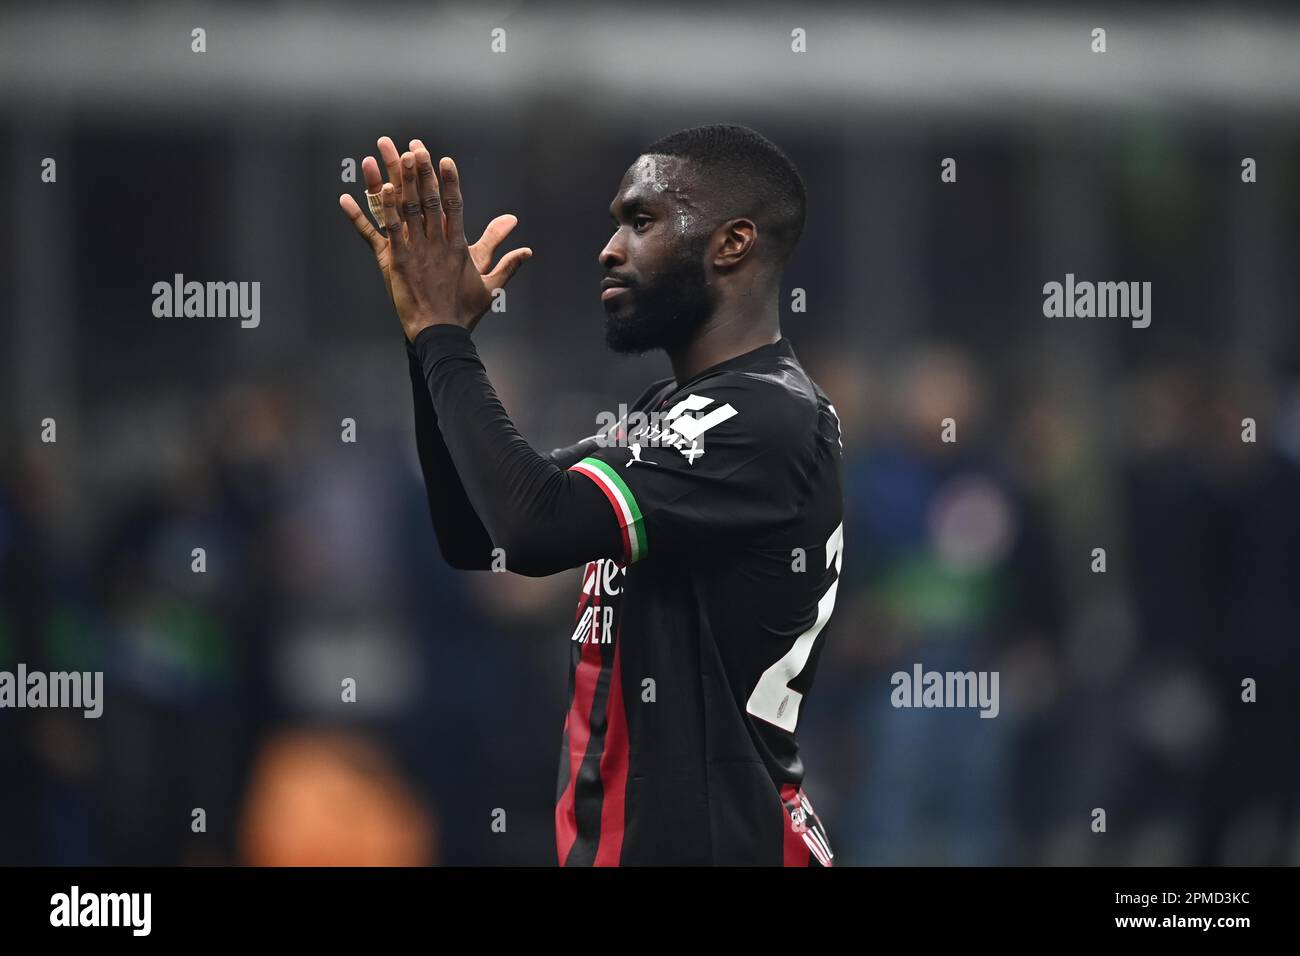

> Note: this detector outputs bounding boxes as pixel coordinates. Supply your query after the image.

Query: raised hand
[339,136,533,342]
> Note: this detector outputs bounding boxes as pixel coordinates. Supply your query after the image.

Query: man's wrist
[404,317,467,343]
[412,322,477,359]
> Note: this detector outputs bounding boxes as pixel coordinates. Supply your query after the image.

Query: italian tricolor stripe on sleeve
[569,456,647,564]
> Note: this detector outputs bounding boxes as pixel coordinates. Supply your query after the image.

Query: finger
[469,214,518,272]
[361,155,384,193]
[483,247,533,291]
[413,147,442,242]
[338,194,388,256]
[439,156,466,248]
[398,151,425,243]
[380,182,405,252]
[359,156,389,236]
[377,136,408,241]
[377,136,403,188]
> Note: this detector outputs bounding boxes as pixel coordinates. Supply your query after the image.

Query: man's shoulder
[685,358,824,450]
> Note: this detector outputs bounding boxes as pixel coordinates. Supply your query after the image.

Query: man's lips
[601,278,631,302]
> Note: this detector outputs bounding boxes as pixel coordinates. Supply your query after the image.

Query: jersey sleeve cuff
[412,323,478,363]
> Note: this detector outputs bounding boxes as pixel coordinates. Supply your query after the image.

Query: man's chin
[600,312,655,356]
[604,314,657,355]
[603,293,711,355]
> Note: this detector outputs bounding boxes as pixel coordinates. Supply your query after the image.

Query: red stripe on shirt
[780,783,812,867]
[555,613,605,864]
[593,630,628,865]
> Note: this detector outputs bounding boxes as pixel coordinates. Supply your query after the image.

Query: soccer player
[340,124,843,866]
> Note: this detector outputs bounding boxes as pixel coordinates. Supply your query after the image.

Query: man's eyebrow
[609,196,647,221]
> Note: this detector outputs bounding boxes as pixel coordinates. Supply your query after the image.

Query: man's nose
[598,232,625,269]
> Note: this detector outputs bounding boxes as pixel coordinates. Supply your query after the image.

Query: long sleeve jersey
[406,324,844,866]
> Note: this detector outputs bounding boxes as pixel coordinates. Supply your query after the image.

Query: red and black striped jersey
[408,328,842,866]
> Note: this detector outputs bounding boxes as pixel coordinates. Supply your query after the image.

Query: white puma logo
[625,442,660,468]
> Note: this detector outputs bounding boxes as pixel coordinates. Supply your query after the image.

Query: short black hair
[642,124,806,269]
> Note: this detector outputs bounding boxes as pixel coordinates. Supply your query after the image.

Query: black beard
[604,237,713,355]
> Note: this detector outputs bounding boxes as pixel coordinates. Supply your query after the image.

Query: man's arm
[341,135,566,570]
[405,337,497,569]
[415,322,812,573]
[407,332,623,570]
[412,324,626,576]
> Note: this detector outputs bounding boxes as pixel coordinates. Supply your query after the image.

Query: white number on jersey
[745,522,843,732]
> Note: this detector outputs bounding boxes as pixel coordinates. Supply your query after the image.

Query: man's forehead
[612,154,694,204]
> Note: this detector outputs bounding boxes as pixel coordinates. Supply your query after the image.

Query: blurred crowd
[3,335,1297,866]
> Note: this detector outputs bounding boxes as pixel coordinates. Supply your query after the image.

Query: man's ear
[713,218,758,269]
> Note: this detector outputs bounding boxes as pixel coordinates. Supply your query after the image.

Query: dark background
[2,0,1299,865]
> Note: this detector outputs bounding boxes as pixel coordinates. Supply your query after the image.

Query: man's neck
[667,296,781,385]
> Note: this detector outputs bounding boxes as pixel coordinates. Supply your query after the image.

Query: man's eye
[634,215,653,232]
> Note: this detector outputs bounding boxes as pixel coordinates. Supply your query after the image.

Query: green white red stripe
[569,456,647,564]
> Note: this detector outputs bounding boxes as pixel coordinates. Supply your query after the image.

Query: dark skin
[600,153,782,383]
[338,136,533,342]
[340,142,781,384]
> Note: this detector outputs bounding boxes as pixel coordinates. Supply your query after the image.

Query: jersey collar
[671,337,796,392]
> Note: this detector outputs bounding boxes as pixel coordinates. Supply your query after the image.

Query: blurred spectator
[238,728,436,866]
